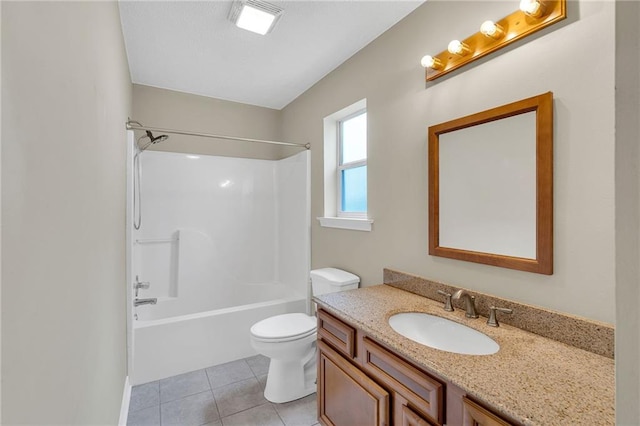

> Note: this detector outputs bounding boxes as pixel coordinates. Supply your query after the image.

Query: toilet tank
[310,268,360,296]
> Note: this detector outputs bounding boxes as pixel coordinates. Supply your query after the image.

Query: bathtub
[132,290,307,385]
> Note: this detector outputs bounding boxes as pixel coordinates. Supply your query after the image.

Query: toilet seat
[250,313,317,342]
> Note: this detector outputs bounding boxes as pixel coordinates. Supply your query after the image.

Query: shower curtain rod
[126,120,310,150]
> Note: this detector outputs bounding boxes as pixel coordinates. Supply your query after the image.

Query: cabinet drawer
[462,397,514,426]
[361,336,444,425]
[318,309,356,358]
[318,339,390,426]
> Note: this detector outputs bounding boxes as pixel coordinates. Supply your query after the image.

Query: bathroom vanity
[314,282,614,426]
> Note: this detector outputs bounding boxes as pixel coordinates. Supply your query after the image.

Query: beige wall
[1,2,131,424]
[133,84,293,160]
[0,3,3,421]
[282,1,616,324]
[615,0,640,423]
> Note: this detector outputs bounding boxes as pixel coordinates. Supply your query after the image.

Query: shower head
[146,130,169,144]
[138,130,169,152]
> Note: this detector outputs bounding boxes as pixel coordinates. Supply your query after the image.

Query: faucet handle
[436,290,454,312]
[487,306,513,327]
[134,276,150,297]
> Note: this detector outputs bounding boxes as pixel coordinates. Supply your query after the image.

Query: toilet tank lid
[310,268,360,286]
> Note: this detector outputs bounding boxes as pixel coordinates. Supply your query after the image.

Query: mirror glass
[428,93,553,274]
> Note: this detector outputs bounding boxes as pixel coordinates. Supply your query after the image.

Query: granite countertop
[315,285,615,426]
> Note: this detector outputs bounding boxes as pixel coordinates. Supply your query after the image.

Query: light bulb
[480,21,505,40]
[420,55,443,70]
[519,0,546,18]
[447,40,470,56]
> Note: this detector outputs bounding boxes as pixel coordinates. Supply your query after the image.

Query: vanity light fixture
[519,0,547,18]
[447,40,471,56]
[480,21,505,40]
[229,0,283,35]
[421,0,566,82]
[421,55,443,70]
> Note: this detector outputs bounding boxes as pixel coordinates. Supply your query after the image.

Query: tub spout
[134,298,157,307]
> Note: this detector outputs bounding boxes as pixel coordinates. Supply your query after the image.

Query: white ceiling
[119,1,424,110]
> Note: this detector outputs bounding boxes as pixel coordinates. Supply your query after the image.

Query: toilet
[249,268,360,403]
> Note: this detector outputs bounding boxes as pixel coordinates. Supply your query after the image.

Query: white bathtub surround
[130,149,309,384]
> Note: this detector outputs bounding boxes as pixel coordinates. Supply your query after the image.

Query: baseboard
[118,376,132,426]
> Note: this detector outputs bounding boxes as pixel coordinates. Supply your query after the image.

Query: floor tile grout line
[218,402,281,425]
[204,368,223,424]
[160,388,216,408]
[159,389,211,405]
[158,369,212,405]
[128,403,161,416]
[271,402,287,426]
[204,367,214,390]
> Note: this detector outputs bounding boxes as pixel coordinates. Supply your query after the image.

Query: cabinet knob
[487,306,512,327]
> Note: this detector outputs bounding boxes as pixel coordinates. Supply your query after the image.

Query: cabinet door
[462,397,514,426]
[360,337,444,425]
[400,404,433,426]
[318,339,390,426]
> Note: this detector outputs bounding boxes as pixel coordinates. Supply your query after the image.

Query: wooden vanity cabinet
[317,309,389,426]
[317,309,442,426]
[318,339,390,426]
[360,336,443,425]
[461,397,514,426]
[317,308,517,426]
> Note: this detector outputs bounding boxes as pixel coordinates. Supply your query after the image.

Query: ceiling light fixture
[229,0,283,35]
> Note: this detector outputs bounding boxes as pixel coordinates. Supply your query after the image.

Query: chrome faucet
[452,290,478,318]
[487,306,513,327]
[134,298,157,307]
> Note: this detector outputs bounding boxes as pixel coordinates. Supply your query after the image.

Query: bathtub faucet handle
[134,298,157,307]
[134,275,151,297]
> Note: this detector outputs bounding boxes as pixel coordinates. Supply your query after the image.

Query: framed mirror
[428,92,553,274]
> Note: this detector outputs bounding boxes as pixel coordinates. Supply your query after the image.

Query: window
[338,111,367,217]
[319,99,372,231]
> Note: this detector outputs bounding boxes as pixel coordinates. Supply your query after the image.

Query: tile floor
[127,355,319,426]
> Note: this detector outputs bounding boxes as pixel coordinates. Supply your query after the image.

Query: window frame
[337,109,367,219]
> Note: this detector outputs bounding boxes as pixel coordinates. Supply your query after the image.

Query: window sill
[317,217,373,232]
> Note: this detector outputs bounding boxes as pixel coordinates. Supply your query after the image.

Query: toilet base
[264,348,317,403]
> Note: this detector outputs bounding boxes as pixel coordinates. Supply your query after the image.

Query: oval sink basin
[388,312,499,355]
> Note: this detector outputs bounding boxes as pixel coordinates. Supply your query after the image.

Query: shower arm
[126,120,310,150]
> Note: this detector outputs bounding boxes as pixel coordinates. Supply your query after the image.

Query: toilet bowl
[250,313,317,403]
[250,268,359,403]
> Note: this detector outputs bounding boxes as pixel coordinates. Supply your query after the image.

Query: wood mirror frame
[428,92,553,274]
